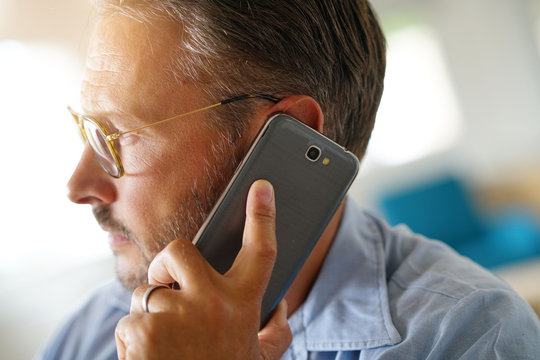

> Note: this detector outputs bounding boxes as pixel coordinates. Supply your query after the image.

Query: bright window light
[363,24,462,168]
[0,40,109,280]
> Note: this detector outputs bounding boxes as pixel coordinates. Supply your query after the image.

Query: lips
[108,232,132,248]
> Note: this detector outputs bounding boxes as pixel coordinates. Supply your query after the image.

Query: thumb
[258,300,292,360]
[228,179,277,295]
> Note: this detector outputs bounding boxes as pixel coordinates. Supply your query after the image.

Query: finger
[258,300,292,360]
[130,284,173,314]
[148,237,216,291]
[228,179,277,295]
[115,315,132,360]
[115,314,157,360]
[115,330,126,360]
[117,313,182,360]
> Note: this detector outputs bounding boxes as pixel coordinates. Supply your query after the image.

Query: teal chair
[379,175,540,268]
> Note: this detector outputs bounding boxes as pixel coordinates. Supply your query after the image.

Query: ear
[242,95,325,150]
[267,95,324,133]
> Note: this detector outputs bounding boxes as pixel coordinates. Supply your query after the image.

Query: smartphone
[192,113,359,326]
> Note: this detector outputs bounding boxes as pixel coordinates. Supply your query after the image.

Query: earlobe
[269,95,324,133]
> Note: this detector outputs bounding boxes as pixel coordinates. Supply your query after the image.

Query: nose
[67,146,117,206]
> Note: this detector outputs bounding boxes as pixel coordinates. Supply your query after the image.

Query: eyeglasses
[68,94,281,178]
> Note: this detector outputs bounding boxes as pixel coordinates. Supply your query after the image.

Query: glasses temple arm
[105,94,282,141]
[106,102,222,141]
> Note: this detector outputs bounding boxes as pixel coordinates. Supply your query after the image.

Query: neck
[283,200,346,317]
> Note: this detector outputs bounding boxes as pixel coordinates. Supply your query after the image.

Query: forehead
[88,14,179,65]
[82,14,186,120]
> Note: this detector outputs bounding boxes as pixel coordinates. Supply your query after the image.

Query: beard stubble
[93,130,245,292]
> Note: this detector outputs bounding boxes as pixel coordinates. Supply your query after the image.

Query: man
[39,0,540,359]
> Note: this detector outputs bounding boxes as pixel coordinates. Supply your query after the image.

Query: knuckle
[129,287,146,313]
[166,238,189,254]
[271,314,292,342]
[248,211,277,238]
[132,285,146,299]
[255,239,277,262]
[115,315,128,334]
[136,315,164,347]
[144,316,161,335]
[256,205,276,220]
[250,203,276,225]
[162,238,193,264]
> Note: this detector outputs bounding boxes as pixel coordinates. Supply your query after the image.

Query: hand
[115,180,292,360]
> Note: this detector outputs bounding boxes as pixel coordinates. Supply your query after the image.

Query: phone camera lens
[306,145,321,162]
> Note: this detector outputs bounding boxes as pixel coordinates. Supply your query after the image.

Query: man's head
[68,0,386,291]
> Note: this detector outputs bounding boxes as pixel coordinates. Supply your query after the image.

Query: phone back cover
[193,114,359,325]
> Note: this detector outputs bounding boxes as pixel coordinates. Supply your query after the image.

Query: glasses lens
[68,110,88,143]
[82,119,120,177]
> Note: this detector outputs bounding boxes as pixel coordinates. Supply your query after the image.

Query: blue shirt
[37,198,540,359]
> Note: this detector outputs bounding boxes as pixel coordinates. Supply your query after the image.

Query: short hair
[92,0,386,159]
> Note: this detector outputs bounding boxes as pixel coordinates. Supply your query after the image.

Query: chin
[115,253,150,292]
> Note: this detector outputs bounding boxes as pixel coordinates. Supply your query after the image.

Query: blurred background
[1,0,540,358]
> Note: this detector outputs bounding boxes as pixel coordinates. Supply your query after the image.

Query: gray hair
[92,0,386,159]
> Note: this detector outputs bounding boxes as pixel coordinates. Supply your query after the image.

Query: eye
[117,132,138,147]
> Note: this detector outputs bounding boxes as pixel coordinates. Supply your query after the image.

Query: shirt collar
[288,197,401,352]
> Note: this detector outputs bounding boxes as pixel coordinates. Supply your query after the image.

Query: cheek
[115,134,212,229]
[116,179,164,231]
[119,140,168,177]
[120,126,210,179]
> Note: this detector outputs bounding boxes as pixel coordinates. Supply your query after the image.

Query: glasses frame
[69,93,281,178]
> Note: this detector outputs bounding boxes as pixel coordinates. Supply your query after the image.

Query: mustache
[92,206,133,241]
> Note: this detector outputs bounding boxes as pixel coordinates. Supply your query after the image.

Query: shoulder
[365,284,540,359]
[435,288,540,358]
[361,211,540,358]
[36,280,130,360]
[362,208,513,298]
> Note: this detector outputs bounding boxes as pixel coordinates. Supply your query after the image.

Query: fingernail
[256,180,274,204]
